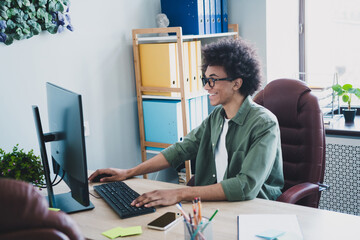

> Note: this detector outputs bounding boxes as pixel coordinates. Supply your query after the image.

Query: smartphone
[147,212,182,231]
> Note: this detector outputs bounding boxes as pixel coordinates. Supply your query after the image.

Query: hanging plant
[0,0,73,45]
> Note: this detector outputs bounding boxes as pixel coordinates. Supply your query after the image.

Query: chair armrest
[277,182,319,204]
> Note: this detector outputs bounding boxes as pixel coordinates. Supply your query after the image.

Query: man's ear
[233,78,243,90]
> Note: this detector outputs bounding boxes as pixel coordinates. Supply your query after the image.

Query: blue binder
[209,0,216,34]
[215,0,222,33]
[142,99,184,145]
[221,0,228,32]
[203,0,211,34]
[161,0,205,35]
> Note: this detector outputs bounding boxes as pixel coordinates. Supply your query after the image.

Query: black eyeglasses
[201,77,236,87]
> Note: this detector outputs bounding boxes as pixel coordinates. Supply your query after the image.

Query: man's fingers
[132,192,159,207]
[144,199,162,208]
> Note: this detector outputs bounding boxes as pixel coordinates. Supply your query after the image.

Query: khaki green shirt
[162,96,284,201]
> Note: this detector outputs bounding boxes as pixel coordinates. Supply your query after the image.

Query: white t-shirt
[214,118,230,183]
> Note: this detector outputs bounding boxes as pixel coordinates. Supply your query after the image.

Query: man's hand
[88,168,129,182]
[131,189,182,208]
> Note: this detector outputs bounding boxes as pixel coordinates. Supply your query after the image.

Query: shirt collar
[220,95,253,126]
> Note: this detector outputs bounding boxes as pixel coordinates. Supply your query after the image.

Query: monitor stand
[47,192,94,213]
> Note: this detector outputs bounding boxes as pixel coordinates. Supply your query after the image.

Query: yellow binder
[139,43,178,96]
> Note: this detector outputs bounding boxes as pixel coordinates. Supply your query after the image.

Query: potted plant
[332,83,360,123]
[0,144,45,188]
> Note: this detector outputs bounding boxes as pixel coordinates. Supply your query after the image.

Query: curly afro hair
[201,37,262,96]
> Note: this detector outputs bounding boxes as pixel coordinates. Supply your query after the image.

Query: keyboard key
[94,181,156,219]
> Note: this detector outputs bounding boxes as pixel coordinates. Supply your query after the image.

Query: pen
[191,221,203,240]
[198,198,202,223]
[200,209,219,233]
[176,203,190,223]
[184,218,193,237]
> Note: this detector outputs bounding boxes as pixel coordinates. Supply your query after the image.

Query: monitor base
[47,192,94,213]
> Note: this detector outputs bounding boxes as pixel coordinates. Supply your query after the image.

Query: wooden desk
[66,178,360,240]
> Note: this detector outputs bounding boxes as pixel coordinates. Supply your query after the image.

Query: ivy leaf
[27,19,41,35]
[27,4,35,13]
[23,0,31,7]
[55,2,64,12]
[22,22,31,37]
[48,1,56,12]
[342,94,350,103]
[16,0,24,8]
[46,23,57,34]
[4,34,13,45]
[37,0,48,7]
[36,7,46,20]
[13,10,25,24]
[28,11,36,20]
[0,5,9,20]
[5,0,12,8]
[14,27,24,40]
[6,19,16,30]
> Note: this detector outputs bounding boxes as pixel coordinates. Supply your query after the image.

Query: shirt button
[213,174,216,177]
[212,143,214,147]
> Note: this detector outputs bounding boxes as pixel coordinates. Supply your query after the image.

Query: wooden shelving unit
[132,24,238,183]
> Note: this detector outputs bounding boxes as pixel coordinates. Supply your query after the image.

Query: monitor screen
[33,82,94,213]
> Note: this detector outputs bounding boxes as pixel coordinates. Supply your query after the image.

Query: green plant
[0,0,72,45]
[332,84,360,110]
[0,144,45,187]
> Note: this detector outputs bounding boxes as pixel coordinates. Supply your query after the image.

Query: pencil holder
[184,217,213,240]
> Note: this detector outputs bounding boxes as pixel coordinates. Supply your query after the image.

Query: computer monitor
[32,82,94,213]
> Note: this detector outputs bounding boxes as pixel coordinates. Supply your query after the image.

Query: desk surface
[66,179,360,240]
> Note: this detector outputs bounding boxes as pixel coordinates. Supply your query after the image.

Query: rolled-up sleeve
[162,121,206,169]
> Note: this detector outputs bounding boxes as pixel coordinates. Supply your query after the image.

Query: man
[89,38,284,207]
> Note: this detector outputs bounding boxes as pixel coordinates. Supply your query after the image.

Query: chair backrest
[0,178,84,240]
[253,79,326,207]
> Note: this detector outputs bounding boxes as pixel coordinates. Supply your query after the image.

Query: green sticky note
[119,226,142,237]
[102,226,142,239]
[102,227,124,239]
[48,208,60,212]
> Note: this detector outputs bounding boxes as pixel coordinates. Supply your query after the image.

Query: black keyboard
[94,181,156,218]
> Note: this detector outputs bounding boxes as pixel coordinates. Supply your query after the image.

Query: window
[267,0,360,107]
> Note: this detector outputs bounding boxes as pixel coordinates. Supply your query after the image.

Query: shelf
[132,25,239,184]
[137,31,238,44]
[141,92,208,100]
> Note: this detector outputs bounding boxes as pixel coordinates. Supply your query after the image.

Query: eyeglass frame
[201,77,237,88]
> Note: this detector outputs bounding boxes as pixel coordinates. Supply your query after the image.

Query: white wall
[228,0,267,83]
[0,0,268,173]
[266,0,299,81]
[0,0,161,171]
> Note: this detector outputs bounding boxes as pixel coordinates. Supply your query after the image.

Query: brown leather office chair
[253,78,327,208]
[0,178,84,240]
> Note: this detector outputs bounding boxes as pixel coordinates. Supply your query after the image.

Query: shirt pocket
[227,150,245,177]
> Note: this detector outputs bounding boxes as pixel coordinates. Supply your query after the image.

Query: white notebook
[237,214,303,240]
